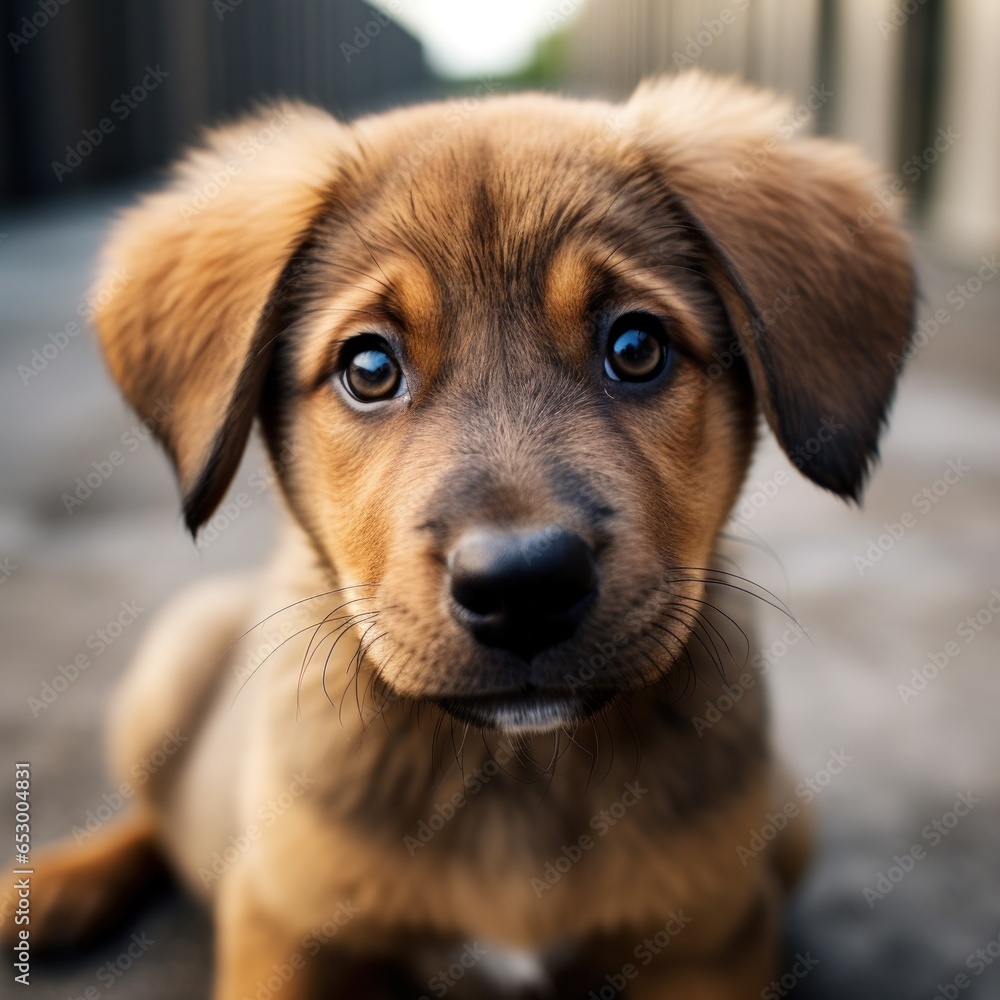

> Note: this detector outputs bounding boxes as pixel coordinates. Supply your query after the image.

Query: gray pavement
[1,191,998,999]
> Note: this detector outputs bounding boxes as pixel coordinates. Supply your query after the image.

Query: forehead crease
[334,132,675,361]
[401,145,614,304]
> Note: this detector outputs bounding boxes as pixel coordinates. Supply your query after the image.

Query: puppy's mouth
[434,688,616,734]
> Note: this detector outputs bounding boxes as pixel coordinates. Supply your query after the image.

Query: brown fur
[8,73,914,997]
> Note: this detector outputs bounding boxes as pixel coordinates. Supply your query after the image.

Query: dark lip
[434,687,618,733]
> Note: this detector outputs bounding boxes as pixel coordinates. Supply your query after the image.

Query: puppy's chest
[360,777,704,946]
[317,763,754,948]
[263,658,769,942]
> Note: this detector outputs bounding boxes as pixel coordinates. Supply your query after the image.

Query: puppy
[17,72,914,998]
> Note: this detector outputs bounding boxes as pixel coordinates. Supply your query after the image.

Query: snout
[448,526,598,660]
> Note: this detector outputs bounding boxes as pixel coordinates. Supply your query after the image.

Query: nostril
[448,527,598,657]
[450,574,505,617]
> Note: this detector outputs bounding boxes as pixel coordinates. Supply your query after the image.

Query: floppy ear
[93,104,345,532]
[628,73,916,499]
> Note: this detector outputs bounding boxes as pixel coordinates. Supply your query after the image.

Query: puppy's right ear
[94,104,345,533]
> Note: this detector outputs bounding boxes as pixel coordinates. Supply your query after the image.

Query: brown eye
[341,339,404,403]
[605,313,670,382]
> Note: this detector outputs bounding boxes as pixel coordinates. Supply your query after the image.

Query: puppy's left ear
[628,73,916,499]
[94,104,345,532]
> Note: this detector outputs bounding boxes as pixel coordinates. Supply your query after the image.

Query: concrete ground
[0,189,998,999]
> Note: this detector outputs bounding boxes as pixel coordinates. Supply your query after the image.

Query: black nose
[448,527,598,660]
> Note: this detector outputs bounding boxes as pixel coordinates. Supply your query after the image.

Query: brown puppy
[16,72,914,998]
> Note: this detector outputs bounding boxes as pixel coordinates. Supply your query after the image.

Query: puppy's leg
[212,870,373,1000]
[632,889,781,1000]
[213,875,425,1000]
[3,810,167,951]
[555,887,781,1000]
[213,872,311,1000]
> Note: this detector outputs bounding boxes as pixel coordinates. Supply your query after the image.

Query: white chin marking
[488,698,581,734]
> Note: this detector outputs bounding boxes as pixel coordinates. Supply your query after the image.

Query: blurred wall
[566,0,1000,262]
[0,0,427,199]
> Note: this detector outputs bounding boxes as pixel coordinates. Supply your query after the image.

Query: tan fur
[11,811,166,951]
[11,73,914,997]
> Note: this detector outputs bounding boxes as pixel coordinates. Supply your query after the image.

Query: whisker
[668,597,742,668]
[349,621,381,723]
[230,617,352,709]
[644,622,699,697]
[651,608,725,681]
[670,592,751,662]
[596,710,616,787]
[310,611,377,717]
[217,584,378,674]
[663,604,728,675]
[717,528,792,595]
[671,564,791,605]
[298,596,379,717]
[561,722,598,792]
[534,731,562,805]
[667,570,797,623]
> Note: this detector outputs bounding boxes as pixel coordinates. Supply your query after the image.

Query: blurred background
[1,1,998,997]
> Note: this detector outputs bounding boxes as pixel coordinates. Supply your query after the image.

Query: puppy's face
[96,79,916,733]
[269,111,753,730]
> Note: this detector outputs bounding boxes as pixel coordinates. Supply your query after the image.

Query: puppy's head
[96,74,915,734]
